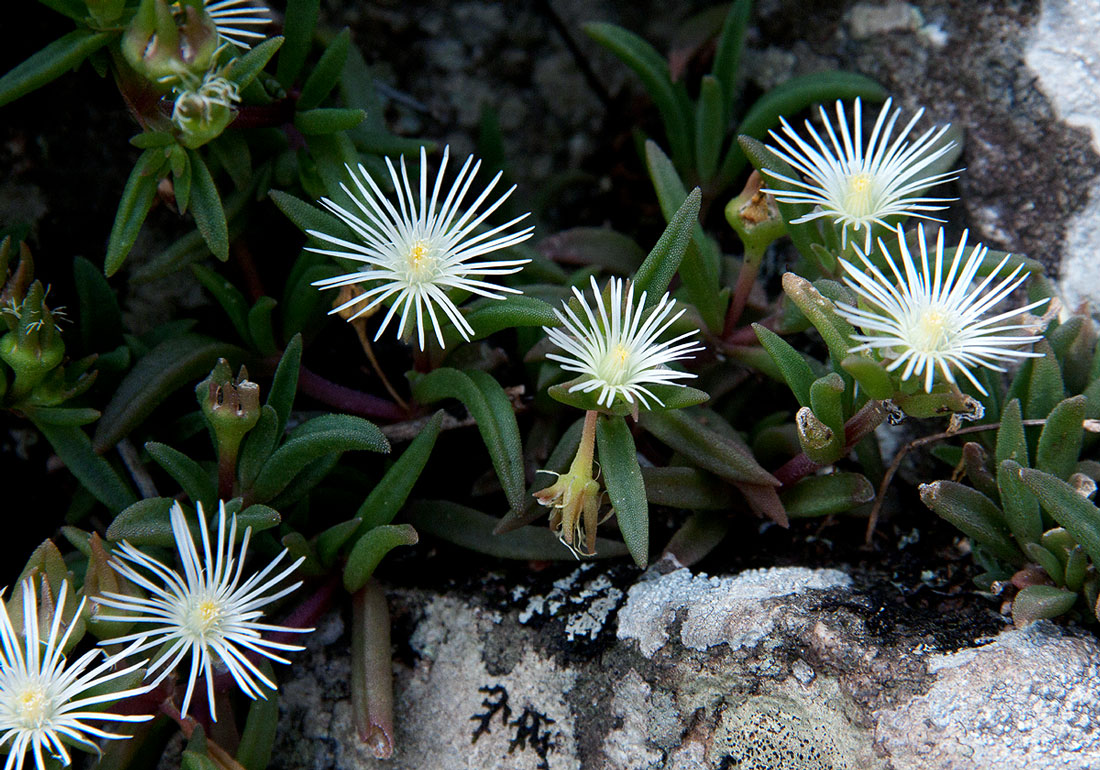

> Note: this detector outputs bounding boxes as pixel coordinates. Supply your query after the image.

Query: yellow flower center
[15,685,50,729]
[842,172,877,218]
[911,308,954,353]
[406,241,435,282]
[187,598,223,636]
[597,344,633,385]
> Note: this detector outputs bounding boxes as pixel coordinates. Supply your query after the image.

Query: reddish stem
[296,366,407,421]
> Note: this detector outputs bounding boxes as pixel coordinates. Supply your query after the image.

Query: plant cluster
[0,0,1095,767]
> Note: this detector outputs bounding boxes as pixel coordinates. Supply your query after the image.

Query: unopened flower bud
[197,359,261,451]
[0,282,65,400]
[171,70,240,147]
[123,0,219,85]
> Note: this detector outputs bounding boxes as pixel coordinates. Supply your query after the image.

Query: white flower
[545,276,702,409]
[762,97,961,251]
[97,501,308,721]
[203,0,271,49]
[307,146,534,350]
[836,224,1048,395]
[0,579,151,770]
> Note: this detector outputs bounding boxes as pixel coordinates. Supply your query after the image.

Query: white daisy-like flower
[545,276,703,409]
[0,579,151,770]
[307,146,534,350]
[762,97,961,251]
[203,0,271,49]
[836,224,1048,396]
[96,501,309,721]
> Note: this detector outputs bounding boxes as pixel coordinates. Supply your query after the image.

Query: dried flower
[97,501,309,721]
[836,224,1048,395]
[0,580,151,770]
[308,146,534,350]
[762,97,960,251]
[544,276,702,409]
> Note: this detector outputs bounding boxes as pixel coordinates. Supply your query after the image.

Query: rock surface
[270,562,1100,769]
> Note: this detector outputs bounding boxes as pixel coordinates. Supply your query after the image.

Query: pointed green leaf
[695,75,725,181]
[1020,467,1100,566]
[710,0,751,115]
[227,35,284,89]
[781,472,874,518]
[1012,584,1078,625]
[33,421,136,513]
[295,107,367,135]
[919,480,1021,565]
[596,415,648,567]
[146,442,216,507]
[1036,395,1087,480]
[641,466,732,510]
[410,368,525,512]
[73,256,123,352]
[841,354,893,400]
[277,0,318,86]
[639,409,778,486]
[269,189,357,244]
[736,71,885,144]
[753,324,815,407]
[106,150,165,276]
[298,28,351,110]
[247,297,279,357]
[238,405,279,490]
[187,150,229,261]
[93,335,241,450]
[251,414,389,501]
[356,411,443,533]
[191,264,250,344]
[633,184,701,301]
[0,30,111,108]
[267,334,301,440]
[996,399,1029,466]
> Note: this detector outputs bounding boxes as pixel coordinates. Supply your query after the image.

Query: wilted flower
[0,580,151,770]
[308,146,534,350]
[202,0,271,49]
[836,224,1048,395]
[762,97,961,251]
[97,502,309,721]
[170,67,241,148]
[544,276,702,409]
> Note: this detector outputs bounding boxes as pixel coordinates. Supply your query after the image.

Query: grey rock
[271,563,1100,770]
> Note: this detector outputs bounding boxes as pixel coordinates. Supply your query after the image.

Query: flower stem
[723,241,766,336]
[351,579,395,759]
[296,365,407,420]
[572,410,598,476]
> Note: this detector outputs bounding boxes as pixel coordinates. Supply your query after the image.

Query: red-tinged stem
[722,242,766,337]
[351,580,396,759]
[267,574,340,647]
[723,313,782,347]
[773,400,887,488]
[231,99,297,130]
[296,366,408,421]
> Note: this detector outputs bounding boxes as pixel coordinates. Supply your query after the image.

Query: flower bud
[122,0,219,85]
[197,358,261,455]
[0,282,65,401]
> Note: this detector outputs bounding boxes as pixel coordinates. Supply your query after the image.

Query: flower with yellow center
[835,224,1048,395]
[0,579,151,770]
[762,97,961,251]
[96,501,309,721]
[308,145,534,350]
[544,276,702,409]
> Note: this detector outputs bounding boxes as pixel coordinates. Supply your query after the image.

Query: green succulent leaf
[145,442,216,507]
[106,498,281,546]
[23,406,101,427]
[633,184,702,302]
[316,518,362,567]
[251,415,389,502]
[94,335,242,451]
[187,150,229,261]
[191,264,251,345]
[355,411,444,533]
[694,75,725,181]
[238,405,279,491]
[236,673,278,770]
[298,28,352,110]
[106,149,166,276]
[710,0,751,115]
[584,22,693,170]
[33,421,136,513]
[1020,467,1100,566]
[840,354,893,400]
[1035,395,1087,481]
[277,0,318,86]
[227,36,285,89]
[74,256,123,352]
[247,297,279,357]
[780,472,874,518]
[753,324,815,407]
[641,466,731,510]
[919,480,1022,565]
[596,415,648,568]
[295,108,367,135]
[0,30,111,108]
[407,500,629,560]
[1012,584,1078,626]
[343,524,419,593]
[538,228,645,275]
[995,399,1029,466]
[639,409,779,487]
[269,190,357,244]
[410,368,525,512]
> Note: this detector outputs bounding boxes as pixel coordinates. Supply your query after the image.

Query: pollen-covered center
[13,683,53,730]
[907,306,959,353]
[595,343,635,385]
[185,596,225,638]
[403,240,438,283]
[841,172,878,218]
